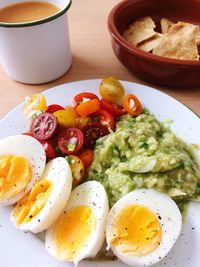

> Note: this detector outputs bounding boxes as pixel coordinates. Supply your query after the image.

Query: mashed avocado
[88,111,200,207]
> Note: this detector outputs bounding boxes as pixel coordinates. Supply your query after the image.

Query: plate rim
[0,79,200,267]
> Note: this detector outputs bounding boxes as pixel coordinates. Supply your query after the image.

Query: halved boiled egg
[0,135,46,206]
[106,189,182,267]
[11,157,72,233]
[46,181,109,265]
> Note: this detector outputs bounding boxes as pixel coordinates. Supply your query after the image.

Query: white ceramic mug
[0,0,72,84]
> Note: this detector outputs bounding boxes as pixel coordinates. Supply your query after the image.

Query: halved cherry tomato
[54,107,78,129]
[73,92,99,107]
[78,149,94,169]
[99,77,125,103]
[23,94,46,118]
[82,122,109,148]
[31,112,58,141]
[66,155,85,185]
[40,141,56,161]
[92,110,115,130]
[22,132,34,137]
[123,94,143,116]
[46,104,65,113]
[100,99,125,117]
[58,128,84,155]
[75,99,100,117]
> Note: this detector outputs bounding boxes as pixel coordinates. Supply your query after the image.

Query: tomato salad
[23,77,143,186]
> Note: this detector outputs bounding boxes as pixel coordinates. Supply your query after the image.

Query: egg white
[0,135,46,206]
[106,188,182,267]
[46,180,109,265]
[10,157,73,234]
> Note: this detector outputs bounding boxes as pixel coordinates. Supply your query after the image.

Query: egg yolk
[0,155,32,201]
[12,180,52,225]
[52,206,96,261]
[110,205,162,256]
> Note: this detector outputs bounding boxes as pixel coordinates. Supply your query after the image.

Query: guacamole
[88,111,200,207]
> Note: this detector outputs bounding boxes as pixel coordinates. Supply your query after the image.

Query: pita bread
[153,22,200,60]
[137,34,162,52]
[123,16,156,46]
[161,18,174,33]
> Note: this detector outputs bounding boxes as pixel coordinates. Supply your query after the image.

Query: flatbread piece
[161,18,174,33]
[137,33,162,52]
[153,22,200,60]
[123,16,156,46]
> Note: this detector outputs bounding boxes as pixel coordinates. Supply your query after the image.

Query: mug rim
[0,0,72,28]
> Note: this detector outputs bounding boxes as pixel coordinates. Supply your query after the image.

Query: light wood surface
[0,0,199,120]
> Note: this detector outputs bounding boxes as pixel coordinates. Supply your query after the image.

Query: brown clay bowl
[108,0,200,88]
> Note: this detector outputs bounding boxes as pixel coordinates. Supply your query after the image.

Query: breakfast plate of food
[0,78,200,267]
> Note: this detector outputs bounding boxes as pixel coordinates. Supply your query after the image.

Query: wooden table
[0,0,199,119]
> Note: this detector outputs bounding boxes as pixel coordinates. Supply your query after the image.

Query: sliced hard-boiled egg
[106,188,182,267]
[46,181,109,265]
[0,135,46,206]
[11,157,72,234]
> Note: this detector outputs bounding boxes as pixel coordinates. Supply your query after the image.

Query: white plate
[0,79,200,267]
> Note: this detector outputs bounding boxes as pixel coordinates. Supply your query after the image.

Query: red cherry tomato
[46,104,65,113]
[31,112,58,141]
[92,110,115,130]
[82,122,109,149]
[22,132,34,137]
[78,149,94,169]
[40,141,56,161]
[58,128,84,155]
[73,92,99,107]
[100,99,125,117]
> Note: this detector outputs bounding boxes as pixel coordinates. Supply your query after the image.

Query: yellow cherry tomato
[99,77,125,103]
[76,116,91,129]
[66,155,85,185]
[23,94,47,118]
[53,107,78,128]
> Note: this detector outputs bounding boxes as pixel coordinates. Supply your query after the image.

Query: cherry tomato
[82,122,109,149]
[22,132,34,137]
[123,94,143,116]
[99,77,125,103]
[92,110,115,130]
[40,141,56,161]
[75,99,101,117]
[78,149,94,169]
[23,94,46,118]
[58,128,84,155]
[31,112,58,141]
[73,92,99,107]
[46,104,65,113]
[100,99,125,117]
[76,116,91,129]
[66,155,85,185]
[53,107,78,129]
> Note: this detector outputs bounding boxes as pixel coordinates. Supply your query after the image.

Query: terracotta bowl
[108,0,200,88]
